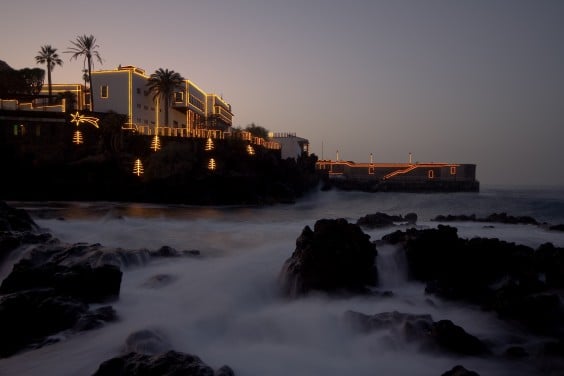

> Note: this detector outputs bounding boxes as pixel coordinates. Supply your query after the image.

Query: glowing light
[151,135,161,151]
[205,137,214,151]
[73,130,84,145]
[208,158,216,171]
[70,112,100,128]
[246,144,255,155]
[133,158,144,176]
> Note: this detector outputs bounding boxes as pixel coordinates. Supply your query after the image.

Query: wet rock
[381,225,564,336]
[73,306,118,332]
[0,261,122,303]
[356,212,417,228]
[279,218,377,296]
[432,212,538,226]
[0,288,87,357]
[0,201,38,232]
[124,329,172,355]
[431,320,490,356]
[549,224,564,232]
[535,243,564,288]
[142,274,177,289]
[151,245,179,257]
[440,365,480,376]
[504,346,528,359]
[345,310,489,356]
[92,350,227,376]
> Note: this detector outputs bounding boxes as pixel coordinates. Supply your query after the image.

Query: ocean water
[2,186,564,375]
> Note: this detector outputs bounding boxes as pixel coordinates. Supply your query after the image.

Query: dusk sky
[1,0,563,187]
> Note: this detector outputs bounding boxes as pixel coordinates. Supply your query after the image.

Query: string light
[208,158,216,171]
[205,137,214,151]
[133,158,144,176]
[151,135,161,151]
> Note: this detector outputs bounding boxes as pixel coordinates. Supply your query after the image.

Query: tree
[56,91,77,112]
[245,123,269,139]
[35,45,63,104]
[18,68,45,96]
[146,68,185,127]
[65,35,102,111]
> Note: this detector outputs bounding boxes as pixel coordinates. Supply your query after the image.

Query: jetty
[316,158,479,192]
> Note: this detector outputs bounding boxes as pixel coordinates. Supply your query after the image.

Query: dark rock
[345,310,489,356]
[215,365,235,376]
[152,245,179,257]
[380,226,564,334]
[279,218,377,296]
[92,350,220,376]
[0,201,38,232]
[356,212,417,228]
[504,346,528,359]
[535,243,564,288]
[142,274,177,289]
[124,329,172,355]
[404,212,418,224]
[432,212,538,226]
[73,306,118,332]
[431,320,490,356]
[493,283,562,334]
[357,212,403,228]
[0,288,87,357]
[549,224,564,232]
[0,261,122,303]
[441,365,480,376]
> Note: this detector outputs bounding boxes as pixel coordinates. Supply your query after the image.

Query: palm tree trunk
[87,56,94,111]
[47,66,52,104]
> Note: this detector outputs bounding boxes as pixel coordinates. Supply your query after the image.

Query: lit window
[428,170,434,179]
[174,92,184,102]
[450,166,457,175]
[100,85,109,98]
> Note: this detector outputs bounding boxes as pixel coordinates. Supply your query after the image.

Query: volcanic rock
[356,212,418,228]
[92,350,234,376]
[344,310,489,356]
[279,218,377,296]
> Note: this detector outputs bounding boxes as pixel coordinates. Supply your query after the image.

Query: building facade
[91,65,233,132]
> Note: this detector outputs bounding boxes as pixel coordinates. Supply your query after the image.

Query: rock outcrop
[279,218,377,297]
[92,351,234,376]
[344,310,489,356]
[356,212,417,228]
[381,226,564,335]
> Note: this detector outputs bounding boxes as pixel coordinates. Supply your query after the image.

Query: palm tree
[146,68,185,127]
[65,35,102,111]
[35,45,63,104]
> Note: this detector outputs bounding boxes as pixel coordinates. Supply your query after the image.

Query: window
[144,105,148,110]
[174,91,184,102]
[100,85,109,98]
[136,88,141,94]
[428,170,434,179]
[450,166,457,175]
[137,104,141,109]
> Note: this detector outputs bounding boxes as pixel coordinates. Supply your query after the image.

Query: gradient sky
[1,0,563,187]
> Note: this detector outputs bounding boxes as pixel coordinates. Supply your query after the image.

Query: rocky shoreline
[2,201,564,375]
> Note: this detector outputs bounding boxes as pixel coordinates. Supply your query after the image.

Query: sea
[2,185,564,376]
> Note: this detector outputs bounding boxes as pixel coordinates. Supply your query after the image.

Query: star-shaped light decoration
[70,112,100,128]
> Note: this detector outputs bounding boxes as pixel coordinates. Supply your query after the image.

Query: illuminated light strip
[70,112,100,128]
[128,69,133,124]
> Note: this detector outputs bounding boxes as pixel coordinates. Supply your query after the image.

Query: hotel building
[90,65,233,132]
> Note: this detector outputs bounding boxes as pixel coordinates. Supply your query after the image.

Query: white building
[269,132,309,159]
[91,65,233,132]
